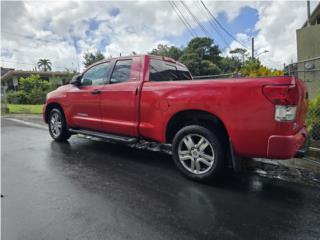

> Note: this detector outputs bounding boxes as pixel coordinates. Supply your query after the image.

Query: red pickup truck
[43,54,308,181]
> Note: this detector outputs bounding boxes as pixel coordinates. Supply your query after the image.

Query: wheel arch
[166,109,238,169]
[44,102,65,123]
[165,110,229,144]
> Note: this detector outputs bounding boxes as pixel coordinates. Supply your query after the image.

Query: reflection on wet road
[2,119,320,240]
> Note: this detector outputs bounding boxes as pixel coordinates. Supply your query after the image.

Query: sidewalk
[3,113,320,186]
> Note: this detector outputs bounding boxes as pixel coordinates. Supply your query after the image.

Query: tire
[48,108,71,142]
[172,125,224,181]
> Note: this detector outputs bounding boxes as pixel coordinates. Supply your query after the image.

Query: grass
[7,104,43,114]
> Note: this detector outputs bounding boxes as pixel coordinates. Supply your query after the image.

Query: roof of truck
[86,54,187,70]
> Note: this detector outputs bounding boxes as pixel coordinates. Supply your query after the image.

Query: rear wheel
[48,108,70,142]
[172,125,224,181]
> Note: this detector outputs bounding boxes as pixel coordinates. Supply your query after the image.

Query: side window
[110,60,132,84]
[81,62,109,86]
[149,59,192,81]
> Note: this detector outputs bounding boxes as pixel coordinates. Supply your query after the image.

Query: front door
[100,57,141,136]
[68,62,110,131]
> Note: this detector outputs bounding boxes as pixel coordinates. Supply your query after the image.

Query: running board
[69,128,138,144]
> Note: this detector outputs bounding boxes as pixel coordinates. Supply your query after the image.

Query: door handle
[91,89,101,95]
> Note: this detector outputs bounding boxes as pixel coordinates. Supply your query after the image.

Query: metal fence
[287,56,320,150]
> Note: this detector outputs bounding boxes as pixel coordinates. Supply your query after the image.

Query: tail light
[263,85,298,105]
[263,85,299,122]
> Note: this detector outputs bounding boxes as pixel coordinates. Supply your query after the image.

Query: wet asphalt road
[2,118,320,240]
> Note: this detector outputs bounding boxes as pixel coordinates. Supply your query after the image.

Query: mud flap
[229,139,241,172]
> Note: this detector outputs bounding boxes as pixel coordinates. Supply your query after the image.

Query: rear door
[100,57,142,136]
[68,62,110,131]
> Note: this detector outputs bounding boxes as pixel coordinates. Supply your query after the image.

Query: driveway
[2,118,320,240]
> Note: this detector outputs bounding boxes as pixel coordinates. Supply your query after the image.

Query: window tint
[149,59,192,82]
[110,60,132,84]
[81,62,109,86]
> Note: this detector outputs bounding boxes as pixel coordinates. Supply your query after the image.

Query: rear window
[149,59,192,82]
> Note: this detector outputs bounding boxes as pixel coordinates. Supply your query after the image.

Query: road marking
[3,117,47,130]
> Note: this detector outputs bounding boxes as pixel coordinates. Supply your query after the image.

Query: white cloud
[1,1,317,71]
[226,1,319,69]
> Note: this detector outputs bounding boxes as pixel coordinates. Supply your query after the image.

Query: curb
[2,117,47,130]
[308,147,320,159]
[245,158,320,186]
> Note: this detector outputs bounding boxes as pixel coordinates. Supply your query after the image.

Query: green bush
[307,92,320,141]
[28,88,47,104]
[7,91,29,104]
[6,74,53,104]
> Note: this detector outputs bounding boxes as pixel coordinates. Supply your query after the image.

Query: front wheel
[172,125,224,181]
[48,108,71,142]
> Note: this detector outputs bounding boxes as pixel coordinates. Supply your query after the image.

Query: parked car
[43,55,308,181]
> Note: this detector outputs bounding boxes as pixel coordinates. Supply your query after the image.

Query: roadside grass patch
[8,104,43,114]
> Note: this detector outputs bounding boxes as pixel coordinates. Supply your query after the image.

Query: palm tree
[37,59,52,72]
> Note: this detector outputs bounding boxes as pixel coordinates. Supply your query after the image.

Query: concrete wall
[296,24,320,99]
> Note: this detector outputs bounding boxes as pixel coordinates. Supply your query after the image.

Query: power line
[195,1,229,49]
[200,0,249,50]
[180,1,212,37]
[169,1,197,38]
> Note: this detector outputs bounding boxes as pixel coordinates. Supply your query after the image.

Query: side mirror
[70,74,82,86]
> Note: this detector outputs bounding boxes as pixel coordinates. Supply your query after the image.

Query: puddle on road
[246,159,320,187]
[76,135,320,187]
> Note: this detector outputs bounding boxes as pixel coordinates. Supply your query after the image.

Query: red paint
[44,55,308,159]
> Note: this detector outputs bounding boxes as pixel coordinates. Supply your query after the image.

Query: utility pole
[251,37,254,59]
[307,0,311,26]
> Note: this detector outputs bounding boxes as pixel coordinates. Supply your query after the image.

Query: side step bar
[69,128,138,144]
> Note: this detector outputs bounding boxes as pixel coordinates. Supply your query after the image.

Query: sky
[1,0,319,72]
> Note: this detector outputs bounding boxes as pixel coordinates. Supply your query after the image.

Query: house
[296,2,320,99]
[1,67,73,91]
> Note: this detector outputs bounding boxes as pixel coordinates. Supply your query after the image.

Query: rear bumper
[267,127,307,159]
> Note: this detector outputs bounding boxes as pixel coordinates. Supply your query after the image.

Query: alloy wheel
[178,134,215,175]
[50,112,62,138]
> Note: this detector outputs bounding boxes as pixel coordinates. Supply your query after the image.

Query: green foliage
[7,91,29,104]
[49,77,64,90]
[219,56,242,74]
[83,51,105,68]
[150,44,183,60]
[7,75,51,104]
[37,59,52,72]
[229,48,248,63]
[178,37,222,75]
[307,92,320,140]
[149,37,283,78]
[150,38,223,76]
[180,37,221,65]
[240,59,284,77]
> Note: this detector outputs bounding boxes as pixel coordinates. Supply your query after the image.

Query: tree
[179,52,221,76]
[219,56,242,74]
[83,51,105,68]
[229,48,248,64]
[178,37,222,76]
[183,37,221,64]
[150,44,183,60]
[37,59,52,72]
